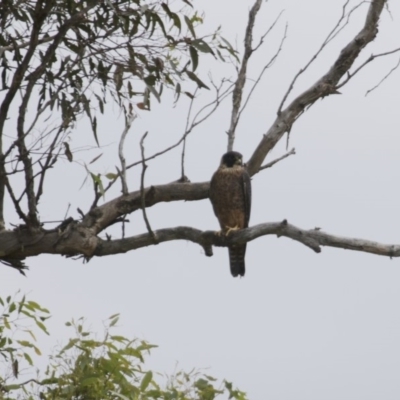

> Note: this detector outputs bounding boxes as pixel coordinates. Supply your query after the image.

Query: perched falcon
[210,151,251,277]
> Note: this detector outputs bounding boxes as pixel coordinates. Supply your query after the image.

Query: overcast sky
[2,0,400,399]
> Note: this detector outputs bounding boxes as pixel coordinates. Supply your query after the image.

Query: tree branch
[119,106,136,196]
[139,131,157,242]
[227,0,262,151]
[258,148,295,171]
[81,181,210,234]
[337,46,400,89]
[247,0,387,175]
[0,0,48,229]
[3,220,400,269]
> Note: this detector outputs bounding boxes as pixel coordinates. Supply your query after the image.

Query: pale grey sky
[2,1,400,399]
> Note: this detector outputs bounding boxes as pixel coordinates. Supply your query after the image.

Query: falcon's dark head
[220,151,243,168]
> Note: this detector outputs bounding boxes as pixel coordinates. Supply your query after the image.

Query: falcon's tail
[228,244,246,277]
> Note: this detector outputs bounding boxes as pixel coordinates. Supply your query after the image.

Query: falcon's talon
[225,225,240,236]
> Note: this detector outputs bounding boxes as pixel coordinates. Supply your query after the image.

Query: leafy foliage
[0,293,247,399]
[0,0,237,231]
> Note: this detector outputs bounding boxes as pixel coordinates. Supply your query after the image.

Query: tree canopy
[0,292,247,399]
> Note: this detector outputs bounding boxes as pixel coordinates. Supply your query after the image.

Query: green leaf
[81,376,100,386]
[185,71,210,90]
[109,315,119,327]
[33,345,41,356]
[147,84,161,103]
[174,82,181,103]
[109,392,130,400]
[89,153,103,164]
[23,329,37,342]
[144,75,157,86]
[95,94,104,114]
[146,389,162,398]
[184,15,196,38]
[136,343,158,352]
[92,116,99,146]
[17,295,25,313]
[161,3,181,32]
[220,37,239,62]
[9,302,16,313]
[23,352,33,366]
[90,173,105,198]
[106,173,118,180]
[189,46,198,71]
[110,335,128,342]
[40,377,59,385]
[36,320,49,335]
[60,338,79,354]
[141,371,153,391]
[3,318,11,329]
[3,384,21,391]
[192,39,214,55]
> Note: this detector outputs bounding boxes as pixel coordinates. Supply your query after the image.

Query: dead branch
[276,0,369,116]
[181,88,198,179]
[258,148,295,171]
[247,0,387,176]
[4,177,29,224]
[227,0,263,151]
[119,106,136,196]
[238,22,288,123]
[81,181,210,234]
[337,46,400,89]
[3,219,400,269]
[252,10,285,53]
[126,80,233,171]
[139,132,157,242]
[365,55,400,95]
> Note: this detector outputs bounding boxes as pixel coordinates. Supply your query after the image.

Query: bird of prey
[210,151,251,277]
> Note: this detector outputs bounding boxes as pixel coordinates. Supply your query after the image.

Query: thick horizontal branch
[96,220,400,259]
[2,219,399,273]
[82,181,210,234]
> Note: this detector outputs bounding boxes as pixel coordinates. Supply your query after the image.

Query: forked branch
[247,0,387,175]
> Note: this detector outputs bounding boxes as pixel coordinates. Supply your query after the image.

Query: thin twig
[258,148,295,171]
[139,132,157,242]
[276,0,363,115]
[119,105,136,196]
[252,10,285,53]
[238,22,288,122]
[365,55,400,96]
[181,88,198,179]
[126,81,233,170]
[36,126,63,203]
[4,176,29,224]
[336,47,400,89]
